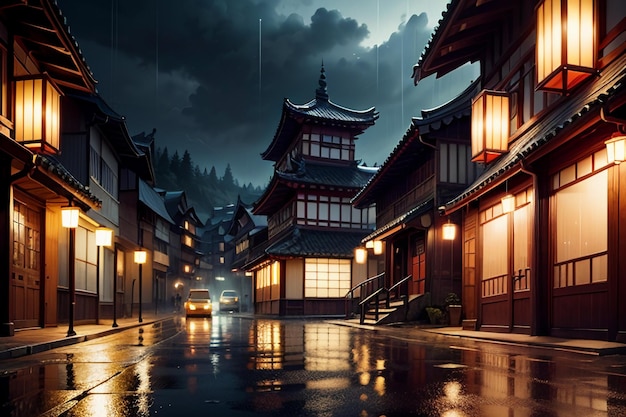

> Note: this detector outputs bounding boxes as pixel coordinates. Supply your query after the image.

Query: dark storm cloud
[57,0,476,187]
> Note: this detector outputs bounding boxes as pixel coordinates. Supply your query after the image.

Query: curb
[0,317,174,361]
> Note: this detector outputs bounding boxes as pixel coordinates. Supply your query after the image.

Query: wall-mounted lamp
[471,89,510,163]
[373,240,383,255]
[14,74,62,154]
[354,247,367,264]
[605,132,626,164]
[501,181,515,214]
[442,220,456,241]
[536,0,595,93]
[134,250,147,323]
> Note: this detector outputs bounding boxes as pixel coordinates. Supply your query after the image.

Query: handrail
[388,274,412,292]
[355,274,412,324]
[344,272,385,319]
[345,272,385,298]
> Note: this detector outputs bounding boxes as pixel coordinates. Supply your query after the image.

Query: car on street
[184,289,212,318]
[219,290,240,312]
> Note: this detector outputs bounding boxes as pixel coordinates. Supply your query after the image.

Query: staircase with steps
[345,274,432,325]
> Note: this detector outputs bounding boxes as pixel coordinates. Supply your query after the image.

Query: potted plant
[425,306,444,325]
[445,292,462,326]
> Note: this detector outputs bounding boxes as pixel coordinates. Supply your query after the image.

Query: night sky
[56,0,478,187]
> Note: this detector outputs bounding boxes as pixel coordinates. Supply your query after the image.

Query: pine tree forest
[154,147,264,220]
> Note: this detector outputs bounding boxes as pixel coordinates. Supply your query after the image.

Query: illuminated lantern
[61,206,79,228]
[442,221,456,241]
[14,74,62,153]
[471,90,509,163]
[354,247,367,264]
[605,133,626,164]
[536,0,595,93]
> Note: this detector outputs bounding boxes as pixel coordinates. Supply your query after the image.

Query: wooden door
[411,236,426,295]
[12,199,42,329]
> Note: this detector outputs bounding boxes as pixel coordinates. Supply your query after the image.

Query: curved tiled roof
[352,80,478,207]
[253,161,376,216]
[266,227,370,258]
[34,154,101,208]
[262,65,378,162]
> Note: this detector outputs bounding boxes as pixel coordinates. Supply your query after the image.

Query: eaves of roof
[138,179,175,224]
[353,80,478,207]
[261,98,378,162]
[253,162,375,215]
[3,0,97,93]
[266,227,370,258]
[412,0,516,85]
[361,198,433,243]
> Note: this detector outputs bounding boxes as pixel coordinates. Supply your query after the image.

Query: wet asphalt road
[2,313,626,417]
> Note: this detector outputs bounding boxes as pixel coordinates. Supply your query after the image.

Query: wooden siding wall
[44,207,60,327]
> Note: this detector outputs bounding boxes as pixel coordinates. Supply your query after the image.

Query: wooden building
[247,66,378,316]
[0,0,102,335]
[162,189,206,299]
[413,0,626,341]
[352,81,483,323]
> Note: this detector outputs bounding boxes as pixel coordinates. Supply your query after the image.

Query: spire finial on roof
[316,61,328,101]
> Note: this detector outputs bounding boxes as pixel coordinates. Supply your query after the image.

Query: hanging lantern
[605,132,626,164]
[14,74,62,153]
[471,90,510,163]
[536,0,596,93]
[501,194,516,213]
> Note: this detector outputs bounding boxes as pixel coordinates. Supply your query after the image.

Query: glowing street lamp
[95,227,112,324]
[61,206,80,337]
[134,250,147,323]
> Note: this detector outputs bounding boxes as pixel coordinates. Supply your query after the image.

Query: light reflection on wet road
[2,314,626,416]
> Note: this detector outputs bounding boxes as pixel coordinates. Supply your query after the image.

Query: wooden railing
[347,274,412,324]
[344,273,385,318]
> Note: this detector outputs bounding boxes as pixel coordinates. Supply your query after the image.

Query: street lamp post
[95,227,113,325]
[134,250,147,323]
[61,206,80,337]
[112,245,119,328]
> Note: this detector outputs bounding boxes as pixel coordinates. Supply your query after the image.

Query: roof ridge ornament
[316,62,328,101]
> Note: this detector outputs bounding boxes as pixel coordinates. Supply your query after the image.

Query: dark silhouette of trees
[154,147,264,220]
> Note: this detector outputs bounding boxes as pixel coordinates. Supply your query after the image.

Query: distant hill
[154,147,264,222]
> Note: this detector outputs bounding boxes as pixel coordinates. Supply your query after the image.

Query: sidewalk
[329,319,626,356]
[0,312,175,360]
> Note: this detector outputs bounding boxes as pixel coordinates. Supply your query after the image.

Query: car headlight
[189,305,196,310]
